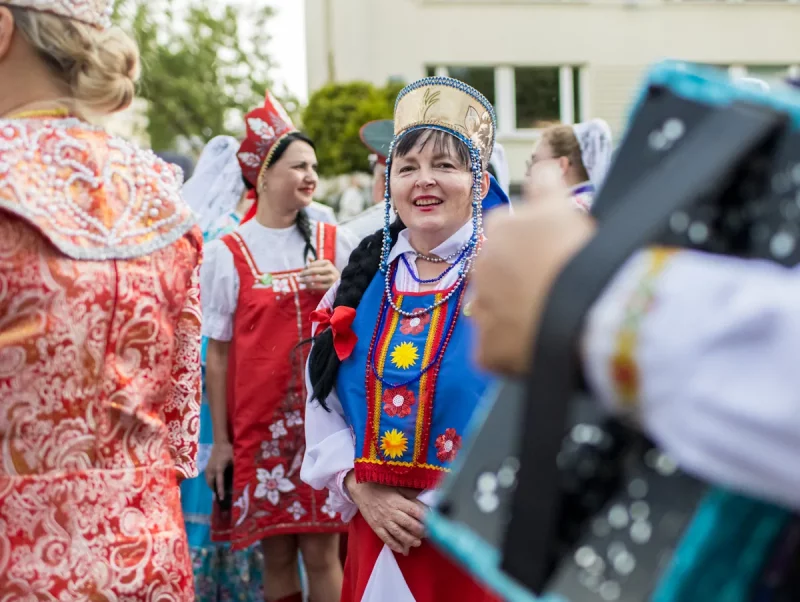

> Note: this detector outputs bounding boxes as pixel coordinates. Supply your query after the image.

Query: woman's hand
[345,472,426,555]
[300,259,340,291]
[471,201,596,375]
[206,441,234,500]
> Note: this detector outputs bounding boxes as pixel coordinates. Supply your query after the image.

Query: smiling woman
[301,77,503,602]
[201,91,357,602]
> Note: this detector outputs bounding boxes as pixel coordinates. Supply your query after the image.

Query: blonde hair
[541,124,590,182]
[11,7,140,115]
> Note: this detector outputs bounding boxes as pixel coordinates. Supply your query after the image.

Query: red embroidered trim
[354,460,447,491]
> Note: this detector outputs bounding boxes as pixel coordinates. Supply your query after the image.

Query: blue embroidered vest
[336,266,492,489]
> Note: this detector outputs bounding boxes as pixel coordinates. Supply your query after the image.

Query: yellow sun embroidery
[380,429,408,459]
[390,341,419,370]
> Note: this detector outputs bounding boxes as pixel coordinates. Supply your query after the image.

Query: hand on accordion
[471,201,596,376]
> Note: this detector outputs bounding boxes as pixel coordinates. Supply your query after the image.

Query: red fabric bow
[310,306,358,361]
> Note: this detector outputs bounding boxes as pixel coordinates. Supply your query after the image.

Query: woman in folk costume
[0,1,200,599]
[526,118,613,211]
[301,77,503,602]
[202,91,355,602]
[181,136,264,601]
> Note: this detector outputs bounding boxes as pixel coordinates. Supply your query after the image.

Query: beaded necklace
[380,136,484,318]
[367,263,468,389]
[411,240,470,263]
[400,245,468,285]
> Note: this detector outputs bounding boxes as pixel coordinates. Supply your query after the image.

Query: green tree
[114,0,293,153]
[302,81,404,177]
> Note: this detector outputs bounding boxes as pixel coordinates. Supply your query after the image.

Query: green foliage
[302,81,404,177]
[114,0,293,153]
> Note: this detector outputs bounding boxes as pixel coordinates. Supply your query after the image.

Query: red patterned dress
[0,112,201,600]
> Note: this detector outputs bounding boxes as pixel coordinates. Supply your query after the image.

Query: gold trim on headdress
[393,78,496,168]
[256,131,296,189]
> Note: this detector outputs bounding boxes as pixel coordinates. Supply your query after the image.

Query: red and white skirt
[341,512,501,602]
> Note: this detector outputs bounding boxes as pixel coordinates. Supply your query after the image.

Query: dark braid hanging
[308,218,405,409]
[294,208,318,262]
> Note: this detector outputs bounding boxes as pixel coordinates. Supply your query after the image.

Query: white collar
[388,220,475,265]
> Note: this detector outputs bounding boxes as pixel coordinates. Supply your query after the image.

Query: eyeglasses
[525,154,568,176]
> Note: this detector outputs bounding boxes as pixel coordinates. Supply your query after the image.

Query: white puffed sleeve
[583,247,800,510]
[200,239,239,342]
[300,282,359,521]
[335,227,359,273]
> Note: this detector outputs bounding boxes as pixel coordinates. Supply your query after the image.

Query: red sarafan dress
[207,221,349,550]
[0,112,201,600]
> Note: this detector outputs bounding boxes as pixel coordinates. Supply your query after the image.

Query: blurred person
[184,135,250,241]
[339,121,395,241]
[0,1,200,599]
[203,91,356,602]
[360,119,394,205]
[338,174,367,221]
[472,186,800,599]
[525,119,613,211]
[302,77,503,602]
[181,135,265,600]
[487,140,510,196]
[156,150,195,182]
[309,199,338,224]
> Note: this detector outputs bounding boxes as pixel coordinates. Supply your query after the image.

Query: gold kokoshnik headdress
[380,77,497,275]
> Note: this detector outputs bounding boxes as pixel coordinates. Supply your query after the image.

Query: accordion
[426,61,800,602]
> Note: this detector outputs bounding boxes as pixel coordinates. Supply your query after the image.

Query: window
[514,67,561,129]
[423,65,581,133]
[445,66,496,107]
[743,65,793,79]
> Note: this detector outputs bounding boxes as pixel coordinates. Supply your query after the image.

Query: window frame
[424,64,585,138]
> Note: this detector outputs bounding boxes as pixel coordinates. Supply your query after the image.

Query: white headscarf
[182,136,246,233]
[572,119,613,189]
[489,141,511,195]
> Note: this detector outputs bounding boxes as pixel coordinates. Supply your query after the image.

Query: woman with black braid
[202,92,356,602]
[301,78,503,602]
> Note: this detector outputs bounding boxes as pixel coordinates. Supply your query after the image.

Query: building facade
[305,0,800,185]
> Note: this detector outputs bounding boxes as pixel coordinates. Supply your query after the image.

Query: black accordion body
[426,62,800,602]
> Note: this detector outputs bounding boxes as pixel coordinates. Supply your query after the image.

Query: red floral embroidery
[400,313,431,336]
[435,428,463,463]
[382,386,416,418]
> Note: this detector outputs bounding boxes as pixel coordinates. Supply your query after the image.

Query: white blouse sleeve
[335,227,359,274]
[200,239,239,342]
[300,281,359,521]
[583,247,800,510]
